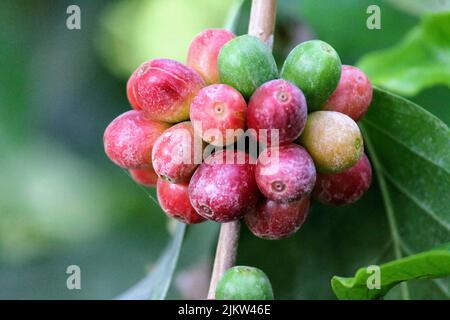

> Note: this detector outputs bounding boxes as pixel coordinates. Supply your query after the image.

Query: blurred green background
[0,0,448,299]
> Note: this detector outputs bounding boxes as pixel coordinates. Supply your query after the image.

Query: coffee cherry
[157,178,205,224]
[129,167,158,187]
[324,65,373,121]
[215,266,274,300]
[218,35,278,99]
[300,111,363,173]
[187,29,235,84]
[190,84,247,146]
[131,59,205,123]
[127,61,150,110]
[103,110,170,169]
[245,196,310,240]
[255,144,316,202]
[313,153,372,205]
[152,121,204,183]
[281,40,341,111]
[189,150,259,222]
[247,79,307,146]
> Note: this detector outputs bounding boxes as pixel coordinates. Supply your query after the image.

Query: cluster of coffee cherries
[103,28,373,241]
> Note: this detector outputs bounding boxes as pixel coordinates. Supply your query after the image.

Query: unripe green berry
[215,266,274,300]
[281,40,341,111]
[299,111,363,173]
[218,35,278,99]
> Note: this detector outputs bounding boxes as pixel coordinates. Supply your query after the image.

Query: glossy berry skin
[245,196,310,240]
[324,65,373,121]
[131,59,205,123]
[187,29,235,84]
[255,144,316,203]
[152,122,204,183]
[215,266,274,300]
[103,110,170,169]
[129,166,158,187]
[189,150,259,222]
[190,84,247,146]
[157,178,205,224]
[300,111,363,173]
[218,35,278,99]
[127,61,150,110]
[281,40,341,111]
[313,153,372,205]
[247,79,307,146]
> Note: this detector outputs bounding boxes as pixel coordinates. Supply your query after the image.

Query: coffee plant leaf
[357,87,450,299]
[116,222,186,300]
[358,12,450,96]
[331,243,450,299]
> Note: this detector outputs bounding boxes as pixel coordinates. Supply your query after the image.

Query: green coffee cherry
[299,111,363,173]
[215,266,274,300]
[218,35,278,99]
[281,40,341,111]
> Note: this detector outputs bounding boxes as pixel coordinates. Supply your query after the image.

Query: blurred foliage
[358,12,450,96]
[386,0,450,16]
[0,0,449,299]
[97,0,234,78]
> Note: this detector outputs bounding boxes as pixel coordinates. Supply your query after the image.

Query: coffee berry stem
[207,0,277,299]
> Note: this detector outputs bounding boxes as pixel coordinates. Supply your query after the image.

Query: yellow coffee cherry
[299,111,363,173]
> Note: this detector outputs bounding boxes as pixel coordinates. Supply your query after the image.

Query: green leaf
[360,87,450,299]
[331,243,450,300]
[357,12,450,96]
[386,0,450,16]
[116,222,186,300]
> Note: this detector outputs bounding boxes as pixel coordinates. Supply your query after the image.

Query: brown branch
[206,0,277,299]
[248,0,277,49]
[207,220,241,299]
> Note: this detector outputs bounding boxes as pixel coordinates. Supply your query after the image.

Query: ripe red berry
[152,121,204,183]
[313,153,372,205]
[190,84,247,146]
[129,166,158,187]
[157,178,205,224]
[187,29,235,84]
[127,61,150,110]
[103,110,170,169]
[324,65,372,121]
[245,196,310,240]
[189,150,260,222]
[131,59,205,123]
[255,144,316,202]
[247,79,307,146]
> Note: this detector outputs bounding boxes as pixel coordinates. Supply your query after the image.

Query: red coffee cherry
[152,121,204,183]
[245,196,310,240]
[131,59,205,123]
[255,144,316,202]
[187,29,235,84]
[103,110,170,169]
[324,65,373,121]
[190,84,247,146]
[247,79,307,146]
[157,178,205,224]
[189,150,260,222]
[313,153,372,205]
[129,166,158,187]
[127,61,151,110]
